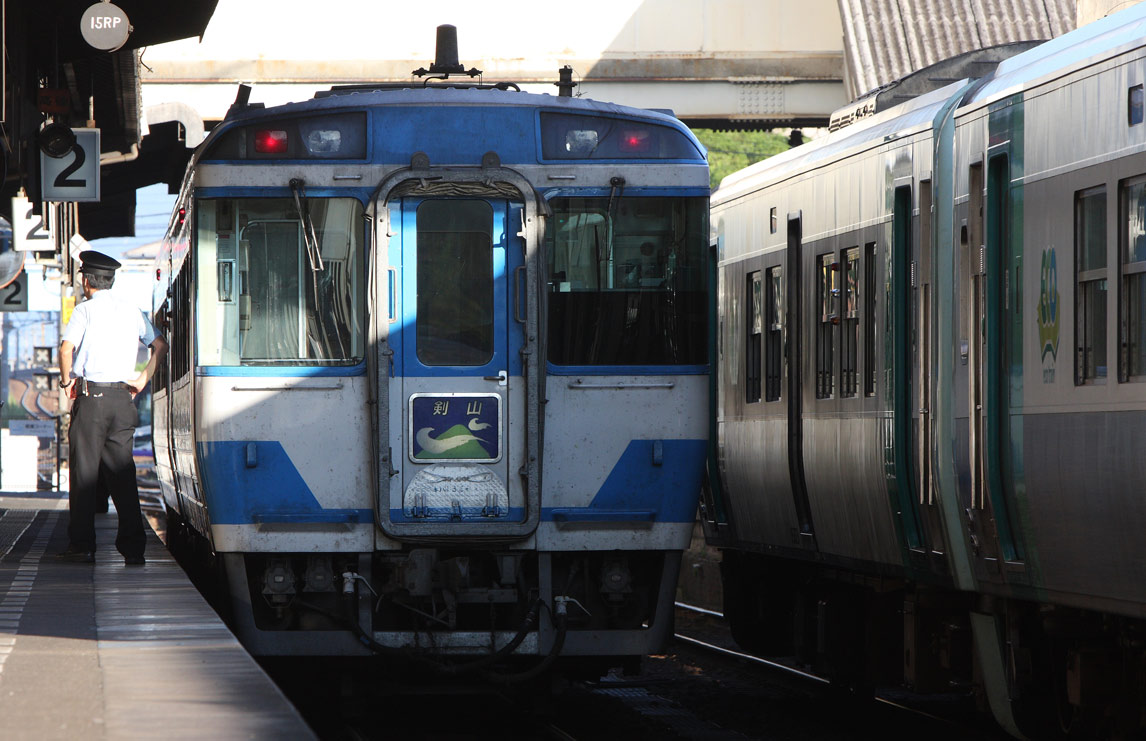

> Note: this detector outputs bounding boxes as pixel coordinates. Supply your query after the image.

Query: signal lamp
[38,123,77,158]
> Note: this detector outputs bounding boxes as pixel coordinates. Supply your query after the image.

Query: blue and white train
[153,30,711,673]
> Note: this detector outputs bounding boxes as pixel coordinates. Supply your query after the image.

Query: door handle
[514,266,526,323]
[388,267,397,324]
[483,370,508,386]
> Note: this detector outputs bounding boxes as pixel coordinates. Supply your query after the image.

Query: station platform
[0,488,316,740]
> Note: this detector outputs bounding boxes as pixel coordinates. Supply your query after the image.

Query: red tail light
[254,129,289,154]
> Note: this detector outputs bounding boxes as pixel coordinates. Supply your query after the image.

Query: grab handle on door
[483,370,508,387]
[514,265,526,323]
[388,267,397,323]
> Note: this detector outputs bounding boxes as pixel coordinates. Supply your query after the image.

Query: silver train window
[195,197,365,366]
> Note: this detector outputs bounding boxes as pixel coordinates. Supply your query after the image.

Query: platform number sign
[12,193,54,252]
[40,128,100,202]
[0,271,29,312]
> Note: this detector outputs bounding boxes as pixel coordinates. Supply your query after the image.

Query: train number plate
[409,393,501,463]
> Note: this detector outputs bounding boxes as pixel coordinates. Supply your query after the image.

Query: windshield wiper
[289,178,324,272]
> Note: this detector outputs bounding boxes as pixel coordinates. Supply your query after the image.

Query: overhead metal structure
[3,0,218,246]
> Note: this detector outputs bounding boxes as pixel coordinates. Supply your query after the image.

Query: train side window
[1120,176,1146,380]
[816,252,836,399]
[765,266,783,401]
[1130,85,1144,127]
[770,207,777,234]
[1072,185,1109,384]
[864,242,877,396]
[746,271,762,403]
[841,247,860,398]
[1076,186,1108,385]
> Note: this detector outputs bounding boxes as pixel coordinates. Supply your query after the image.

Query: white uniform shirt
[62,290,158,383]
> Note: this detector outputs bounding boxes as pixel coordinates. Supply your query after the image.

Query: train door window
[746,271,762,403]
[1075,186,1108,385]
[546,196,707,365]
[765,266,783,401]
[816,252,836,399]
[416,200,494,366]
[841,247,860,397]
[1130,85,1144,127]
[1120,176,1146,380]
[195,198,365,367]
[864,242,877,396]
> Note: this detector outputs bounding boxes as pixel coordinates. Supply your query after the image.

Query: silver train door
[386,196,527,531]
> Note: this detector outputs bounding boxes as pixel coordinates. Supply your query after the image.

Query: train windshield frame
[546,196,707,366]
[194,197,366,367]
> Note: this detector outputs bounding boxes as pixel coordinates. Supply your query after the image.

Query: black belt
[84,380,130,391]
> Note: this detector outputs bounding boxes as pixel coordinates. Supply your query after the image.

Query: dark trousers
[67,388,145,557]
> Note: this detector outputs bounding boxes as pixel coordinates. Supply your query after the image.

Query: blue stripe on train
[541,439,707,523]
[197,441,371,525]
[197,438,706,526]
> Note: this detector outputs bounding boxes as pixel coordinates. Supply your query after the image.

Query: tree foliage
[691,129,791,191]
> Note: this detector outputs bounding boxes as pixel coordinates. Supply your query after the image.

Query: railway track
[669,601,1012,740]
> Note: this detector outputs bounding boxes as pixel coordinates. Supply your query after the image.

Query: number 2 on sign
[22,205,50,243]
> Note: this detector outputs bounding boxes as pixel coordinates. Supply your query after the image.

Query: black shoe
[124,555,145,566]
[55,547,95,563]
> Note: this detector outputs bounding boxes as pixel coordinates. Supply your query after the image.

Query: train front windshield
[194,198,365,366]
[547,196,707,365]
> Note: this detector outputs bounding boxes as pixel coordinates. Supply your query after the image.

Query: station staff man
[55,250,167,565]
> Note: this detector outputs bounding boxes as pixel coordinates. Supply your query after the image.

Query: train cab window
[841,247,860,397]
[546,197,707,365]
[195,198,365,367]
[765,266,783,401]
[1130,85,1144,127]
[1076,186,1108,385]
[1120,177,1146,380]
[816,252,837,399]
[416,200,494,366]
[746,271,762,403]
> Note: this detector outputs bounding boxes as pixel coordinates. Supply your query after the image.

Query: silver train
[152,31,711,678]
[706,5,1146,737]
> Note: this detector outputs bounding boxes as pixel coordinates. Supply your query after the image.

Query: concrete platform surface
[0,492,316,740]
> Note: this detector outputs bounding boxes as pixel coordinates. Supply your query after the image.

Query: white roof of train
[712,80,967,205]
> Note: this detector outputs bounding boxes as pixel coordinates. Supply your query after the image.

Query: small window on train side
[746,271,762,403]
[770,207,777,234]
[1130,85,1144,126]
[764,266,782,401]
[841,247,860,398]
[816,252,837,400]
[1075,186,1108,385]
[1119,176,1146,381]
[864,243,877,397]
[539,113,703,160]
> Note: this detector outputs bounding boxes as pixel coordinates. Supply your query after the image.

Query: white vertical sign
[11,193,54,252]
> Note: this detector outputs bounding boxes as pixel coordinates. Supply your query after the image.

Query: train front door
[388,197,526,528]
